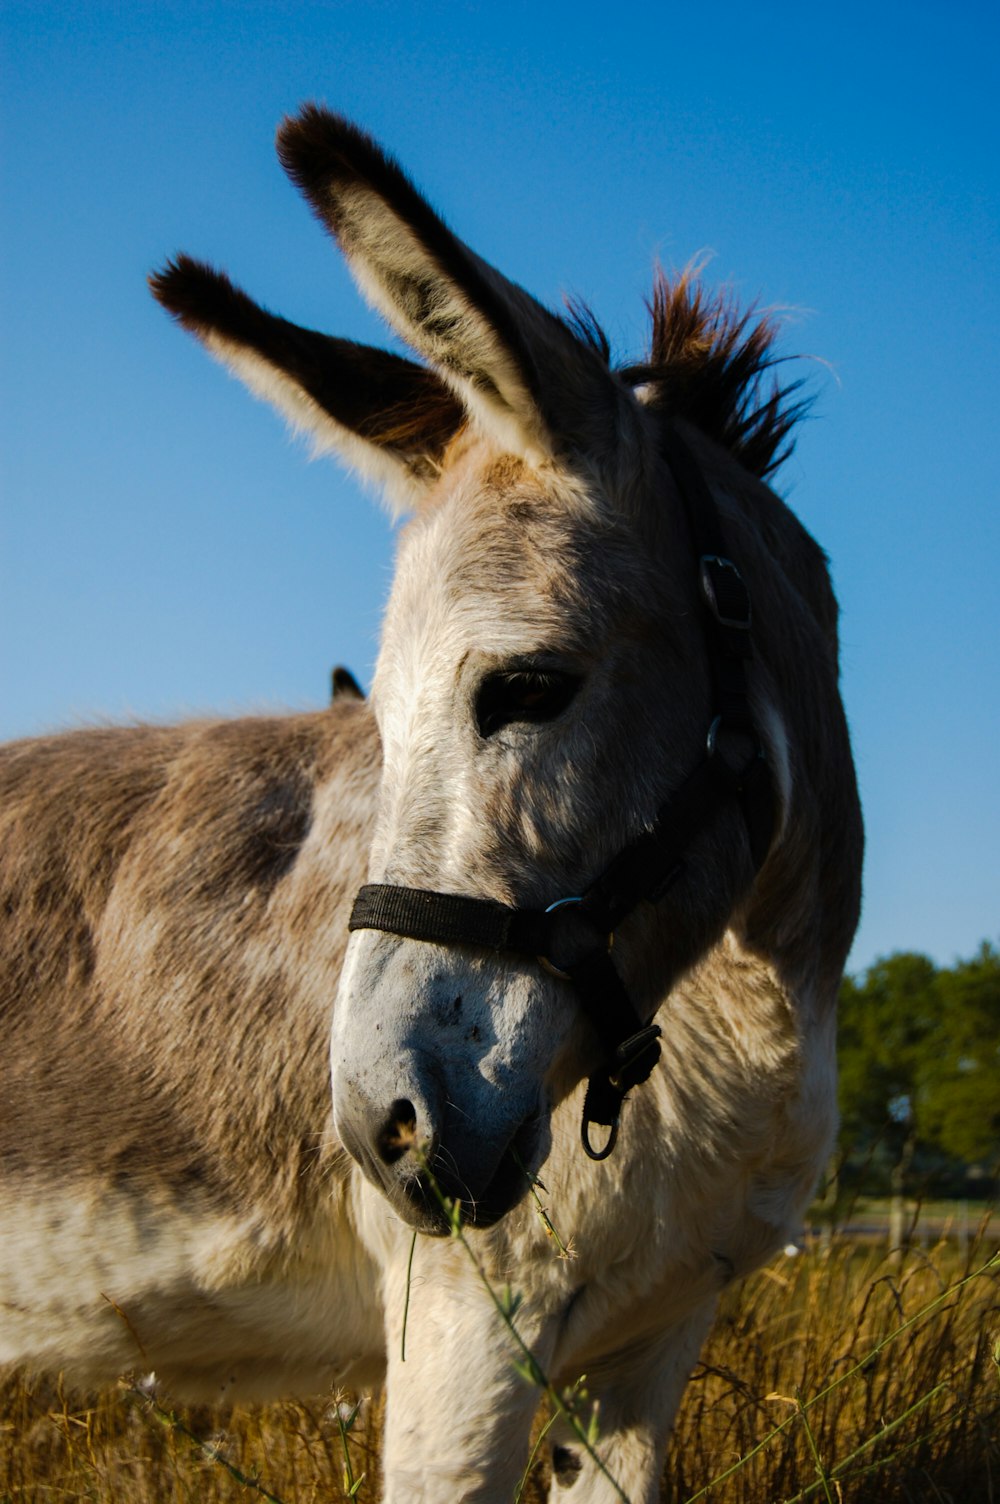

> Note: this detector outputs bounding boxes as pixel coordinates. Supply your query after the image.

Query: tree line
[836,941,999,1199]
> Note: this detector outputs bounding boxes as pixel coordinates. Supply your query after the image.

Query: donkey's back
[0,704,386,1397]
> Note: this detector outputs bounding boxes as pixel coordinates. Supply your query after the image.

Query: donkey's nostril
[376,1098,420,1164]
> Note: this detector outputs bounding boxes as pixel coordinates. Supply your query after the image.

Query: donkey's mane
[388,268,807,482]
[572,267,808,481]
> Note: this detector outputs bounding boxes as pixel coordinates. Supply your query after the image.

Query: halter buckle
[700,555,752,630]
[608,1023,662,1092]
[539,897,613,981]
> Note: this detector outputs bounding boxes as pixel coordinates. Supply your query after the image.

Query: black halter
[348,425,774,1159]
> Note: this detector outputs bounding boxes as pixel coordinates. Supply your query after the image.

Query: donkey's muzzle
[336,1072,541,1234]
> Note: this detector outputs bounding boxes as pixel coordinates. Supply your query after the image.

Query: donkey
[0,108,862,1502]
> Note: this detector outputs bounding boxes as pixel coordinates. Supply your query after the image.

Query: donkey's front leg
[380,1235,556,1503]
[547,1298,717,1504]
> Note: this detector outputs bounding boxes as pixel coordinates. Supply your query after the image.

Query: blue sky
[1,1,997,974]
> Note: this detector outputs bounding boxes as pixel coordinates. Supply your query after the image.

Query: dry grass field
[2,1235,997,1503]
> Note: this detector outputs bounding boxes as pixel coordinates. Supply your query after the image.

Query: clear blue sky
[1,1,997,974]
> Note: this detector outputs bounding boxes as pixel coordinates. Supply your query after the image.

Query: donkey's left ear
[150,255,464,512]
[277,107,634,464]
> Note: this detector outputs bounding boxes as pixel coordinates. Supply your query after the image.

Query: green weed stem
[334,1398,367,1499]
[124,1383,287,1502]
[401,1230,417,1363]
[794,1388,833,1504]
[787,1380,953,1501]
[513,1149,576,1261]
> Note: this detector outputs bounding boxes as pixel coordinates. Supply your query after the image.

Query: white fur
[0,1181,384,1399]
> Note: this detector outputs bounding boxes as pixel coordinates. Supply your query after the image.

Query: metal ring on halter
[706,714,765,788]
[582,1114,620,1161]
[539,896,613,981]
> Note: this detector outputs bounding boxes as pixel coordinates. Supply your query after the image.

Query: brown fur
[629,267,809,478]
[0,706,378,1224]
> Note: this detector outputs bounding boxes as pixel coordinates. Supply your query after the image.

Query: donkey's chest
[512,1008,829,1371]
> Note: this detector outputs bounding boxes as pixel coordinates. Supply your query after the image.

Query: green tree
[837,943,1000,1195]
[838,951,940,1157]
[919,943,1000,1167]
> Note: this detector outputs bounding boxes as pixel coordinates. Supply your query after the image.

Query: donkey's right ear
[149,256,464,513]
[276,108,629,466]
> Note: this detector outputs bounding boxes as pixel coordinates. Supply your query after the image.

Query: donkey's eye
[475,669,581,739]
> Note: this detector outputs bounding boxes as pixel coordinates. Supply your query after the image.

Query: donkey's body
[1,110,861,1502]
[1,709,385,1398]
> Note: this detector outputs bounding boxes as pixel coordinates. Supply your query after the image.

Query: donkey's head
[152,110,800,1232]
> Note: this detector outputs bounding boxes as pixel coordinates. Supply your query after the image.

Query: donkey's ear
[277,107,629,463]
[150,256,464,512]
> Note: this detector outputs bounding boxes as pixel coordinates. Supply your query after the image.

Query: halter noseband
[348,425,774,1160]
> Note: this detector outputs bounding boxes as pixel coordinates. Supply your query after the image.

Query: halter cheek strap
[347,424,774,1160]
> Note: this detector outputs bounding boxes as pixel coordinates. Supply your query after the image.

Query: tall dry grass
[667,1238,999,1501]
[1,1237,997,1503]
